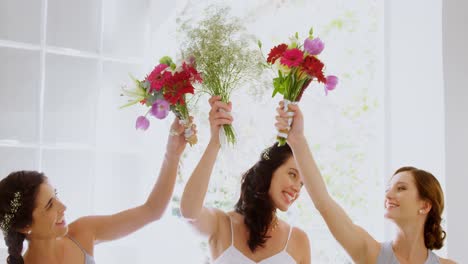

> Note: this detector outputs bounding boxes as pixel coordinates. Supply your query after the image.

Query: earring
[418,209,424,214]
[27,230,31,234]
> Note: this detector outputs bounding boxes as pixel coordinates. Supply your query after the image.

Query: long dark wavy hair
[234,142,293,252]
[393,166,446,250]
[0,171,46,264]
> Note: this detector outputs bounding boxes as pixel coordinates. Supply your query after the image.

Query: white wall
[443,0,468,262]
[387,0,467,261]
[384,0,448,255]
[385,0,445,181]
[0,248,6,262]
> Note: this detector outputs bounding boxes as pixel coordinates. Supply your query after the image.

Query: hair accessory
[0,192,22,232]
[262,148,271,161]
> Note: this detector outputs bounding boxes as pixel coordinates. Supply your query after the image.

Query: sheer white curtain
[0,0,384,262]
[170,0,385,263]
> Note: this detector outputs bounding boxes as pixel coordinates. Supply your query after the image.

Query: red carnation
[302,56,326,83]
[163,72,195,105]
[267,44,288,64]
[182,62,203,83]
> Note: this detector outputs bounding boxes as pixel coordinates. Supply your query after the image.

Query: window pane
[0,48,40,143]
[0,0,42,44]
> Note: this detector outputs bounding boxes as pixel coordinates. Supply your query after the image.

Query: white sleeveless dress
[212,217,297,264]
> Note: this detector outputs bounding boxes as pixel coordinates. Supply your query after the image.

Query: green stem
[276,136,287,146]
[223,124,236,145]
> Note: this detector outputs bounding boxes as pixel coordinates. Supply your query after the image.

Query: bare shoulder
[288,226,310,251]
[354,225,380,251]
[207,208,231,241]
[223,210,244,231]
[439,257,458,264]
[205,209,235,255]
[209,207,229,218]
[67,217,96,251]
[353,225,381,263]
[68,216,95,234]
[291,226,310,244]
[289,226,311,264]
[216,209,232,227]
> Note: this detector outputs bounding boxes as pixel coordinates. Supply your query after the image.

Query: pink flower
[150,99,170,119]
[135,116,150,130]
[304,37,324,55]
[324,75,338,95]
[152,63,169,75]
[147,64,169,91]
[187,55,196,65]
[280,48,304,67]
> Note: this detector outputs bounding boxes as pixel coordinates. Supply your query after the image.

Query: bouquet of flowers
[120,56,202,146]
[179,6,263,145]
[263,28,338,146]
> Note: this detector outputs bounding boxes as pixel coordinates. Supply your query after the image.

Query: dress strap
[67,235,87,255]
[228,215,234,246]
[283,225,293,250]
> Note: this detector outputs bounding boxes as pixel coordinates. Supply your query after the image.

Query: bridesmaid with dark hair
[0,117,195,264]
[180,96,311,264]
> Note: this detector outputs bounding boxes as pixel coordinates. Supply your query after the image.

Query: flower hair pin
[262,148,271,161]
[0,191,22,233]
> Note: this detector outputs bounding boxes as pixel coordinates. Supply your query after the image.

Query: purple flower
[150,99,170,119]
[187,55,196,65]
[324,75,338,95]
[304,37,324,55]
[136,116,150,130]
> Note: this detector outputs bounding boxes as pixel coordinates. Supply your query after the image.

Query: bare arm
[439,257,458,264]
[276,103,379,263]
[72,117,192,243]
[180,96,233,237]
[298,228,311,264]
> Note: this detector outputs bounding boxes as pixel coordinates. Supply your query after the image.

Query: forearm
[290,136,370,260]
[143,152,181,220]
[289,136,332,210]
[86,148,182,242]
[180,140,220,219]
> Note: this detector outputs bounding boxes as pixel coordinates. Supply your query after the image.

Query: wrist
[164,151,181,162]
[208,137,221,149]
[287,135,307,149]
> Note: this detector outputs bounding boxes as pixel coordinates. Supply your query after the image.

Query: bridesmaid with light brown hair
[274,101,457,264]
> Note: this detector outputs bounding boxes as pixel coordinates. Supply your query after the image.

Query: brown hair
[394,166,446,250]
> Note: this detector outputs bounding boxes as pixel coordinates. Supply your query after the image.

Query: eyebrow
[386,181,409,188]
[289,168,299,174]
[396,181,409,185]
[45,198,53,209]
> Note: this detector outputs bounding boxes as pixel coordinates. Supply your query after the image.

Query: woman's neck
[392,222,428,262]
[23,237,63,264]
